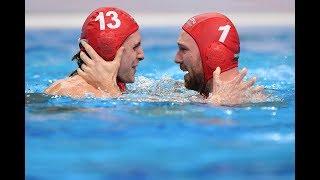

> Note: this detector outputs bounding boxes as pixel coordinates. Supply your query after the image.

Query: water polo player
[45,7,144,98]
[175,12,266,105]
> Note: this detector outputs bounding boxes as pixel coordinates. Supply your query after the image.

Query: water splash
[124,75,201,103]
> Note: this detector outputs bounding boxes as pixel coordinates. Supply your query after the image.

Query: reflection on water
[27,105,94,114]
[25,93,51,104]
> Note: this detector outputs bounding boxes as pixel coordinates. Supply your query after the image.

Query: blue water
[26,26,295,180]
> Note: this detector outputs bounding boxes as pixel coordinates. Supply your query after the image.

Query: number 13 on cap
[95,11,121,30]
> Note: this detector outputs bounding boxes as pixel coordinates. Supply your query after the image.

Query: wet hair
[69,50,83,77]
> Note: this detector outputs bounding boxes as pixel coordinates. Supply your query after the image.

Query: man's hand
[77,39,123,96]
[207,67,267,106]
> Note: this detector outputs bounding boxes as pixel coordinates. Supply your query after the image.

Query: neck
[68,74,88,84]
[202,67,239,96]
[70,74,82,80]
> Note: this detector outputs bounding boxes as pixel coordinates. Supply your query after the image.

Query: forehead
[177,30,195,45]
[124,31,141,44]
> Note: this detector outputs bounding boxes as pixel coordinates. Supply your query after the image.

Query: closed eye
[133,42,141,50]
[177,43,188,51]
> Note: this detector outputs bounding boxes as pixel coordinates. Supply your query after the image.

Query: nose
[137,47,144,61]
[174,51,182,64]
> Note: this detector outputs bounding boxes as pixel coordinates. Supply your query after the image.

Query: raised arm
[207,67,268,106]
[77,40,123,97]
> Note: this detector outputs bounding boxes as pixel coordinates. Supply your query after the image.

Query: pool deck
[25,12,294,29]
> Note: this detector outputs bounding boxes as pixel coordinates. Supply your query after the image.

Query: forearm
[206,94,223,106]
[206,94,240,107]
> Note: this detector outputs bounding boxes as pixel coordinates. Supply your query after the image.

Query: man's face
[175,30,204,91]
[118,31,144,83]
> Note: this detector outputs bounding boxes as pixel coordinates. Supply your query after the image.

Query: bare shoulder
[43,76,119,98]
[44,76,92,98]
[44,79,65,94]
[44,77,80,95]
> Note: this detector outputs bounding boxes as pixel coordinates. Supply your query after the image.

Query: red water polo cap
[80,7,139,92]
[182,12,240,83]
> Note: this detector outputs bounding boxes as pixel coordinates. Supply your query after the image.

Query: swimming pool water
[26,26,295,180]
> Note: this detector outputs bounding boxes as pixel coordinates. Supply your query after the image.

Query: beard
[184,72,204,92]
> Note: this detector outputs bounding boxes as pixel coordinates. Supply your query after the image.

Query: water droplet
[33,74,40,78]
[225,110,232,115]
[270,133,281,141]
[245,107,251,110]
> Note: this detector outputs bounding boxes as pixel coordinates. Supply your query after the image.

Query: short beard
[184,72,205,93]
